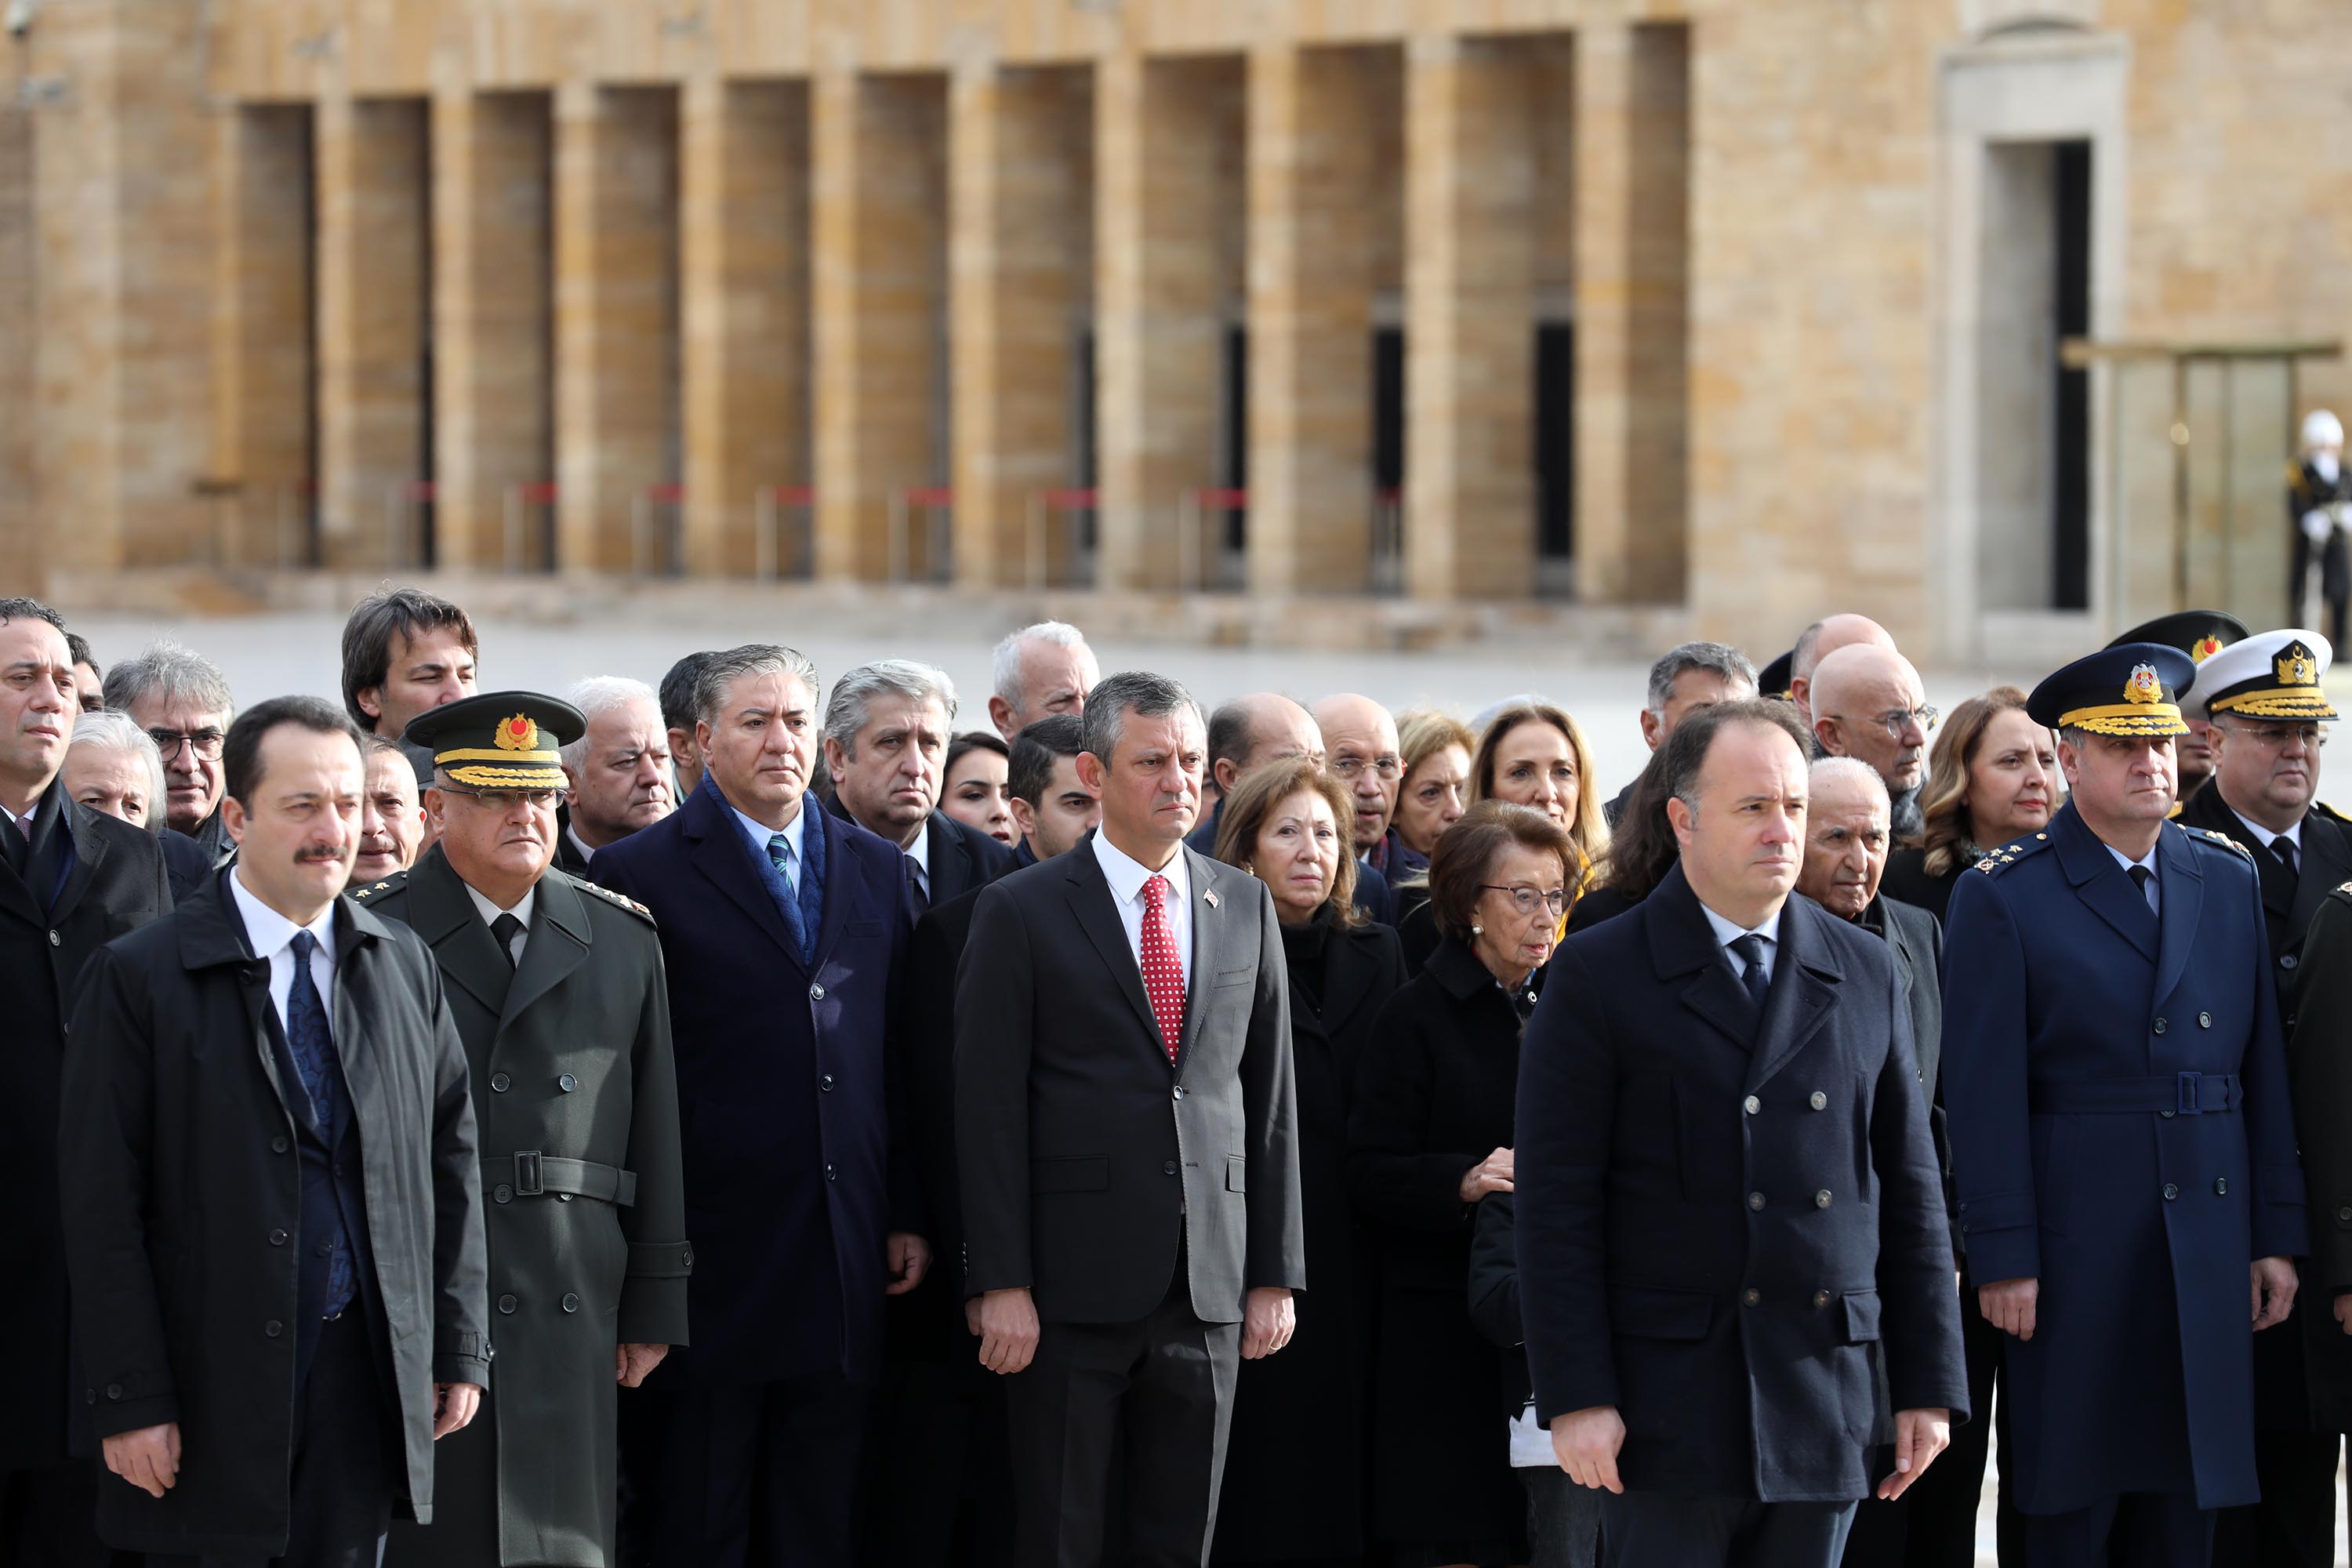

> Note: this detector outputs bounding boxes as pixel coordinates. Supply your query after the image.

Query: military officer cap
[1758,648,1795,702]
[402,690,586,791]
[2105,609,2248,670]
[2025,642,2196,739]
[2193,629,2338,723]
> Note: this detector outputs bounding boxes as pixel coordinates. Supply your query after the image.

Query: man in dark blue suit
[1942,644,2305,1567]
[593,644,925,1568]
[822,659,1017,914]
[1517,699,1965,1567]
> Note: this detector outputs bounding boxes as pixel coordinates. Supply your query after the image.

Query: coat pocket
[1225,1155,1247,1193]
[1032,1155,1109,1193]
[1839,1288,1882,1344]
[1607,1286,1715,1438]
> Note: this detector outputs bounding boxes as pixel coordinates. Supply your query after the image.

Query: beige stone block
[212,105,314,569]
[0,105,34,584]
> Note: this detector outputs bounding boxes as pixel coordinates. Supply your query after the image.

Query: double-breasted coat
[0,788,171,1474]
[2287,882,2352,1430]
[1514,866,1967,1503]
[365,847,690,1568]
[58,868,491,1557]
[1940,803,2307,1513]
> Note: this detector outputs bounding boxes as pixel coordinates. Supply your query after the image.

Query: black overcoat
[366,848,691,1568]
[0,789,171,1471]
[58,869,491,1556]
[1345,934,1529,1545]
[1515,866,1968,1502]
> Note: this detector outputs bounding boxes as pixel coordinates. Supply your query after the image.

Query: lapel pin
[1203,890,1220,909]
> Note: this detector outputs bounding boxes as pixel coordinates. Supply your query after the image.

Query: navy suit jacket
[592,779,912,1388]
[1515,865,1966,1502]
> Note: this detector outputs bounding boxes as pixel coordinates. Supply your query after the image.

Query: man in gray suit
[955,670,1305,1568]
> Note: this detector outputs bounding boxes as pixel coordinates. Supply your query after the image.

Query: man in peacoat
[0,597,172,1567]
[591,644,922,1568]
[59,695,490,1565]
[1942,644,2305,1566]
[1519,700,1966,1568]
[369,693,689,1568]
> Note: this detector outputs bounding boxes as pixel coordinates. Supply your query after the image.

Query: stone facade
[0,0,2346,662]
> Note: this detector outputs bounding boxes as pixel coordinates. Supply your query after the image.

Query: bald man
[1185,694,1325,855]
[1314,694,1406,923]
[1788,614,1896,732]
[1809,644,1934,843]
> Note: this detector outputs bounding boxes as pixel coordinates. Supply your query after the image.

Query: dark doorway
[2051,140,2091,611]
[1372,325,1404,495]
[1535,321,1575,568]
[1221,323,1248,556]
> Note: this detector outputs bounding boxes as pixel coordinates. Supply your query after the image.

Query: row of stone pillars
[211,28,1690,601]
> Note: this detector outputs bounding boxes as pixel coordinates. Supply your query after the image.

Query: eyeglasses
[1481,884,1569,917]
[2216,721,2328,750]
[147,728,225,762]
[1329,754,1404,783]
[1826,706,1939,743]
[436,786,564,811]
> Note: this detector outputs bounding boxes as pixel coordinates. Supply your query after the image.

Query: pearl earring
[1471,922,1483,935]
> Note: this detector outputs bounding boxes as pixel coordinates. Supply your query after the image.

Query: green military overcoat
[367,845,691,1568]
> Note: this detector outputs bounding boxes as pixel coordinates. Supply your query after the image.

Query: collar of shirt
[461,880,536,932]
[1697,898,1781,956]
[565,823,598,865]
[2227,806,2301,855]
[229,864,337,967]
[2103,841,2159,880]
[733,800,807,878]
[904,816,932,895]
[1093,828,1189,909]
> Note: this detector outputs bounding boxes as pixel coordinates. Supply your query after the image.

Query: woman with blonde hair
[1880,684,2059,922]
[1388,710,1477,873]
[1467,702,1610,899]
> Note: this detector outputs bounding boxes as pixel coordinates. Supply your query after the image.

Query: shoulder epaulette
[347,870,408,902]
[2334,880,2352,902]
[2311,800,2351,826]
[1973,833,2053,875]
[574,876,656,924]
[2188,826,2254,860]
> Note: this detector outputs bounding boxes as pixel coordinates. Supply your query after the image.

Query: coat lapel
[1319,922,1382,1040]
[500,872,590,1031]
[1745,898,1842,1093]
[1174,848,1226,1071]
[407,848,513,1015]
[685,788,804,971]
[1648,866,1759,1053]
[2052,802,2158,961]
[2151,822,2205,1006]
[46,796,100,925]
[806,809,857,972]
[2291,812,2352,953]
[1063,843,1163,1050]
[188,868,299,1121]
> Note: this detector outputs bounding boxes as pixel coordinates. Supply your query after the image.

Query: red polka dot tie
[1139,873,1186,1065]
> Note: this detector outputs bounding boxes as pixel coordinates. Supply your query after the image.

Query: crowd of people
[0,575,2347,1568]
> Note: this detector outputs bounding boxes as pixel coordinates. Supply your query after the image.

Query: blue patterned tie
[768,833,809,956]
[286,931,356,1315]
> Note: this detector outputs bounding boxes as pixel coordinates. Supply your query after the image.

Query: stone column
[316,95,429,570]
[681,77,808,579]
[1094,53,1229,591]
[1406,35,1538,599]
[213,106,314,569]
[811,70,946,583]
[0,103,28,581]
[433,89,554,571]
[1576,22,1690,602]
[1247,44,1374,595]
[949,62,1080,590]
[555,82,681,575]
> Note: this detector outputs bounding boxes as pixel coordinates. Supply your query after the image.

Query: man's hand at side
[976,1287,1040,1376]
[886,1232,932,1297]
[434,1381,484,1438]
[1550,1405,1626,1494]
[615,1344,668,1387]
[2252,1257,2298,1330]
[1875,1408,1952,1501]
[1978,1276,2038,1340]
[102,1423,181,1499]
[1241,1288,1294,1359]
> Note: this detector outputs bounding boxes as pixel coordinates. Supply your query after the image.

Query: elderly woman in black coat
[1349,802,1581,1568]
[1210,758,1405,1567]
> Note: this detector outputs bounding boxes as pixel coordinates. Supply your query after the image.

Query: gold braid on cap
[2053,702,2190,737]
[442,762,568,789]
[2207,690,2339,720]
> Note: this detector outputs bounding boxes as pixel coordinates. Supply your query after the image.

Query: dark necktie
[2129,863,2157,914]
[285,931,357,1316]
[1730,934,1771,1009]
[491,912,524,970]
[0,809,26,874]
[904,855,929,913]
[2273,837,2300,891]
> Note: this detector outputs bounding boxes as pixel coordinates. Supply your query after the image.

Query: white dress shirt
[462,881,537,965]
[1092,831,1193,990]
[2104,841,2161,916]
[229,866,338,1036]
[2229,807,2303,865]
[903,820,933,905]
[564,824,598,866]
[733,801,807,896]
[1699,899,1784,986]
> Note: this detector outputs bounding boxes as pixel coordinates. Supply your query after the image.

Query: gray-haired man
[556,676,674,874]
[103,637,238,862]
[1605,642,1757,826]
[986,620,1100,742]
[824,659,1017,914]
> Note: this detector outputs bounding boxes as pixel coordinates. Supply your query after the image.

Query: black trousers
[1005,1274,1241,1568]
[1599,1493,1857,1568]
[2211,1428,2343,1568]
[0,1457,130,1568]
[2020,1491,2213,1568]
[855,1356,1014,1568]
[151,1312,397,1568]
[619,1372,867,1568]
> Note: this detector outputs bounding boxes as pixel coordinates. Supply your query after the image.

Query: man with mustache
[362,692,688,1568]
[60,694,488,1567]
[355,735,425,884]
[0,599,172,1568]
[1943,644,2303,1566]
[2171,631,2352,1568]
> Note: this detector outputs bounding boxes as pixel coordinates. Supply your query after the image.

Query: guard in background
[1941,644,2305,1567]
[2107,610,2248,813]
[2290,411,2349,648]
[374,692,691,1568]
[2173,633,2352,1568]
